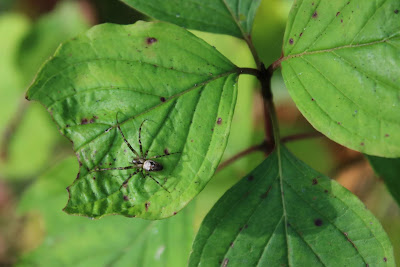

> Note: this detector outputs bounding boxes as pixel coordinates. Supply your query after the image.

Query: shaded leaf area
[367,155,400,206]
[281,0,400,157]
[17,157,195,267]
[26,21,239,219]
[123,0,261,39]
[189,146,394,266]
[0,3,89,179]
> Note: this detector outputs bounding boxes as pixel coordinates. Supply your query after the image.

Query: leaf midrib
[69,70,237,155]
[281,35,399,63]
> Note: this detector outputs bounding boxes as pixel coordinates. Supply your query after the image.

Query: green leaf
[17,157,195,266]
[189,146,394,266]
[122,0,261,39]
[281,0,400,157]
[367,155,400,206]
[18,1,90,84]
[26,21,239,219]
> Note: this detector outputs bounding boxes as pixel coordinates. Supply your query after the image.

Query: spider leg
[149,152,181,159]
[116,112,141,158]
[91,165,138,172]
[120,170,140,189]
[138,119,148,158]
[146,172,170,193]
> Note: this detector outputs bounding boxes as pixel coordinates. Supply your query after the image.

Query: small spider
[92,116,180,192]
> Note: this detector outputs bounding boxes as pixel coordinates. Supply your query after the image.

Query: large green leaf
[17,157,195,266]
[26,21,240,219]
[189,146,394,266]
[281,0,400,157]
[122,0,261,39]
[367,155,400,206]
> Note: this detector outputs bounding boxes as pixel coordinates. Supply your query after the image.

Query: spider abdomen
[143,160,163,171]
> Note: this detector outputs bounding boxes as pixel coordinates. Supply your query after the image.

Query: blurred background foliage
[0,0,398,265]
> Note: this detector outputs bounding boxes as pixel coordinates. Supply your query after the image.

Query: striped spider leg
[91,116,180,192]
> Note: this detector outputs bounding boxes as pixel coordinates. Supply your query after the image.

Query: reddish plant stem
[281,132,324,143]
[217,140,272,172]
[217,132,324,172]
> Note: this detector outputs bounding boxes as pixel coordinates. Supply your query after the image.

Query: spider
[92,116,180,193]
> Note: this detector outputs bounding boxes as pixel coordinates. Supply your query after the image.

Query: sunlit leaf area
[1,0,399,266]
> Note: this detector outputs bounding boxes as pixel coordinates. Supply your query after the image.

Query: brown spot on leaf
[384,257,387,262]
[314,219,323,226]
[123,196,129,201]
[312,11,318,18]
[173,212,177,215]
[146,37,157,44]
[145,202,150,211]
[164,148,170,155]
[217,118,222,125]
[160,97,166,102]
[247,175,254,181]
[93,176,96,180]
[81,118,88,125]
[260,187,272,199]
[90,118,95,123]
[341,19,343,23]
[312,178,318,185]
[336,12,341,16]
[385,134,390,137]
[222,258,229,267]
[395,9,399,14]
[289,38,294,45]
[360,142,365,146]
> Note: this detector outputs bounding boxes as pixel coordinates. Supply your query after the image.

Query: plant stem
[281,132,324,143]
[217,140,272,172]
[245,37,262,69]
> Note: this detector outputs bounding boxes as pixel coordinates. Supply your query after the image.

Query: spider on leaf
[92,115,180,193]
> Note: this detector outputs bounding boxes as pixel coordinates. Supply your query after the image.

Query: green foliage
[122,0,261,38]
[367,155,400,206]
[190,145,394,266]
[17,2,89,82]
[281,0,400,157]
[0,4,89,179]
[17,157,195,266]
[26,21,240,219]
[17,0,399,265]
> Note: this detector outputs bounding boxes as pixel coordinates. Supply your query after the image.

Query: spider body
[92,117,179,192]
[132,158,163,172]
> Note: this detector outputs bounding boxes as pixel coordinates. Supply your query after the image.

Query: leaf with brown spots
[17,158,196,266]
[189,146,394,266]
[26,21,240,219]
[281,0,400,157]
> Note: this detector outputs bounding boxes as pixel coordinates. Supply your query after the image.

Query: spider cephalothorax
[132,158,164,171]
[92,117,179,192]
